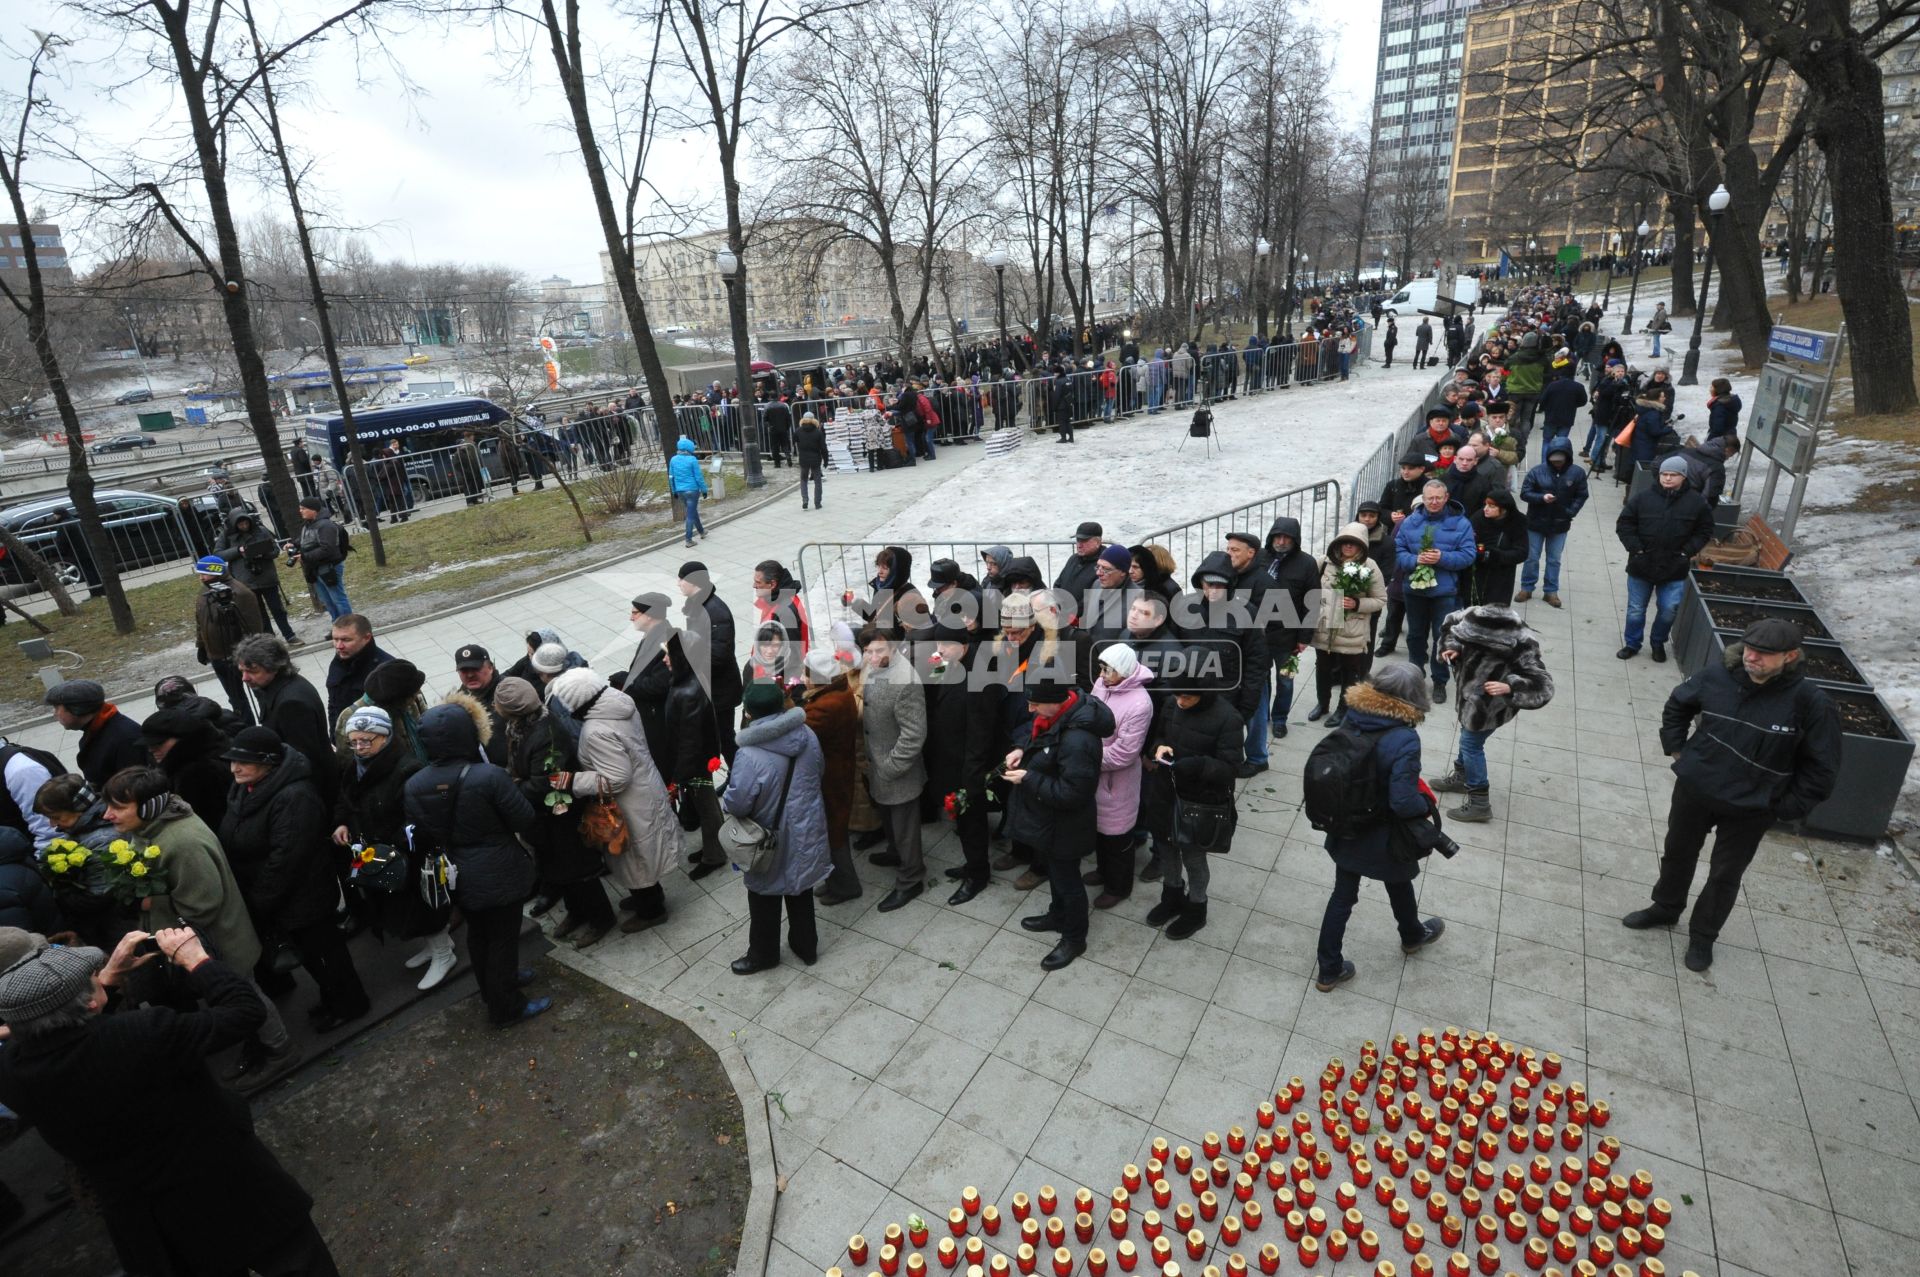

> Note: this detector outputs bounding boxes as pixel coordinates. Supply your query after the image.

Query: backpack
[915,392,941,428]
[0,742,69,838]
[206,584,248,646]
[336,522,354,556]
[1302,726,1384,839]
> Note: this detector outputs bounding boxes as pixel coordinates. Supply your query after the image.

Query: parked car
[0,487,251,597]
[113,387,155,405]
[90,434,159,455]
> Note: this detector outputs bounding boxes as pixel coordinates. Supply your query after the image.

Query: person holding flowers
[1308,523,1388,727]
[492,677,614,951]
[98,765,290,1081]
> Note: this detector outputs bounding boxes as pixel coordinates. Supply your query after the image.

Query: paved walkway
[561,434,1917,1277]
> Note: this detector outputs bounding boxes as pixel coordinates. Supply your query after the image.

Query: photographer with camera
[214,508,301,644]
[190,556,269,717]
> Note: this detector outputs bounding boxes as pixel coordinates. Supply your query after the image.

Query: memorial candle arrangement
[833,1028,1700,1277]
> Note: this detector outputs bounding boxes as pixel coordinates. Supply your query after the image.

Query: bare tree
[0,34,115,625]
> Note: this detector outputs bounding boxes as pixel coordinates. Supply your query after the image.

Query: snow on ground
[860,358,1437,549]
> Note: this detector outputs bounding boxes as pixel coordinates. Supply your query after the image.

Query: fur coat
[1437,606,1555,733]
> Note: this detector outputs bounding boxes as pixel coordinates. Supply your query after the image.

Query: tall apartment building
[1370,0,1481,189]
[1444,0,1795,265]
[1882,34,1920,220]
[0,223,71,281]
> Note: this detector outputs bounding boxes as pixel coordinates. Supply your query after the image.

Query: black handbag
[1172,793,1236,853]
[349,841,410,894]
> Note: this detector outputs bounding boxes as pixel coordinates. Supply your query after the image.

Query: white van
[1381,277,1481,316]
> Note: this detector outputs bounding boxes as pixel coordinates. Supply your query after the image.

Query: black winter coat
[1661,648,1842,820]
[218,746,339,932]
[1706,394,1742,441]
[326,642,394,728]
[1615,484,1714,583]
[662,650,722,784]
[503,713,601,885]
[1465,504,1528,606]
[1052,549,1102,617]
[1007,693,1114,863]
[1140,693,1243,844]
[684,589,742,711]
[924,667,970,803]
[1521,451,1590,534]
[1537,376,1589,435]
[794,421,829,464]
[0,827,58,931]
[76,708,146,788]
[248,671,334,796]
[1263,517,1320,648]
[0,958,315,1276]
[405,704,536,910]
[1184,552,1271,723]
[333,742,441,938]
[1321,683,1431,883]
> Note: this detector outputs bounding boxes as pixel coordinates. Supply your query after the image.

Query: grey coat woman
[549,668,680,928]
[724,707,832,897]
[722,691,831,973]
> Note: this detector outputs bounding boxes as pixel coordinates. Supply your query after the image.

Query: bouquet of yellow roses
[43,836,168,905]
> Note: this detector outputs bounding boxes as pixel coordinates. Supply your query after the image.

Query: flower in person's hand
[129,862,148,878]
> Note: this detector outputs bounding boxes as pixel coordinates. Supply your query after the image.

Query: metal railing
[0,489,243,602]
[791,476,1344,637]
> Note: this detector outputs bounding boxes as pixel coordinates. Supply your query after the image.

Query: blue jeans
[310,566,350,619]
[1245,697,1269,764]
[1317,869,1426,980]
[1456,727,1492,789]
[1402,592,1455,686]
[1521,530,1566,593]
[680,491,706,542]
[1651,332,1663,356]
[1623,576,1686,649]
[1582,421,1612,466]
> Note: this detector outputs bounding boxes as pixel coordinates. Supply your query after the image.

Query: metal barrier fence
[0,488,243,601]
[791,477,1344,639]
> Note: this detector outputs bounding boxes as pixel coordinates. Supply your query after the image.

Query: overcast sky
[15,0,1381,287]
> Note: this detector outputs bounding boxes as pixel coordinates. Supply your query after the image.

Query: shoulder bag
[579,773,631,855]
[721,755,796,877]
[417,764,469,910]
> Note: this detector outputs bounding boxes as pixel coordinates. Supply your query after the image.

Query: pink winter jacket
[1091,666,1156,835]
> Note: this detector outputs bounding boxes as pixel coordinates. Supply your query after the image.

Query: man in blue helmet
[192,555,269,715]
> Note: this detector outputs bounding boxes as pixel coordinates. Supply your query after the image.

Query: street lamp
[714,248,764,488]
[1603,232,1620,308]
[1680,184,1732,386]
[983,246,1010,368]
[1623,219,1652,337]
[1527,238,1538,280]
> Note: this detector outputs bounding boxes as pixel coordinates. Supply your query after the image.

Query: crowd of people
[0,282,1849,1276]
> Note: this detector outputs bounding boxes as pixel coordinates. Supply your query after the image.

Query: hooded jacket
[1321,682,1431,882]
[212,509,284,594]
[1007,692,1115,863]
[1314,525,1388,655]
[217,744,338,932]
[723,707,833,896]
[1521,443,1590,534]
[1184,551,1270,723]
[1263,517,1321,650]
[1438,606,1555,734]
[404,702,535,909]
[132,797,260,973]
[1394,498,1479,598]
[1706,393,1742,441]
[667,436,710,496]
[868,545,932,632]
[1661,645,1841,820]
[1090,664,1154,835]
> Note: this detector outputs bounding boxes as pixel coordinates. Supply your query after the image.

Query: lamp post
[1527,239,1537,280]
[1622,219,1652,338]
[1603,233,1619,308]
[714,248,764,488]
[983,246,1010,370]
[1254,236,1271,331]
[1680,183,1731,386]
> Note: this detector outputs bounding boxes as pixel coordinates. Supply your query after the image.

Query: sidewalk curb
[543,942,778,1277]
[0,476,798,738]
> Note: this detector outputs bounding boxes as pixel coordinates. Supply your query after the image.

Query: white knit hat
[548,667,606,711]
[1099,642,1139,678]
[804,648,842,682]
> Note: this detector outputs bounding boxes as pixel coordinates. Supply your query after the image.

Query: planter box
[1711,500,1744,538]
[1704,629,1873,691]
[1803,688,1916,841]
[1675,567,1810,674]
[1700,597,1831,641]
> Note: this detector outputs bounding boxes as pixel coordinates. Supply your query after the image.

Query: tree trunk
[1711,147,1776,367]
[1666,190,1697,317]
[153,6,302,539]
[542,0,683,459]
[0,524,77,618]
[1803,38,1918,414]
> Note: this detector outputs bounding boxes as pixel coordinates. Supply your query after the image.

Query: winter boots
[1448,788,1492,823]
[1146,885,1187,928]
[1428,764,1470,794]
[414,929,458,991]
[1166,902,1209,941]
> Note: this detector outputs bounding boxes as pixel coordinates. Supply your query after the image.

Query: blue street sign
[1768,326,1830,362]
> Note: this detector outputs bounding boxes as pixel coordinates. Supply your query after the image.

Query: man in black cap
[45,680,146,787]
[451,644,508,764]
[1623,618,1842,972]
[1053,521,1106,618]
[291,496,350,620]
[676,561,741,762]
